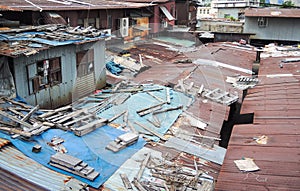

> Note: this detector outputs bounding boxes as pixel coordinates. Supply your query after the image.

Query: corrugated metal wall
[13,41,106,109]
[244,17,300,42]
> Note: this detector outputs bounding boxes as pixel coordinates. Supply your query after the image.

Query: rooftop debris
[49,152,100,181]
[106,132,139,152]
[261,43,300,58]
[0,24,110,57]
[226,76,259,90]
[174,80,239,105]
[234,158,260,172]
[0,37,273,190]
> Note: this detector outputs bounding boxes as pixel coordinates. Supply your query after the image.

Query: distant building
[211,0,260,19]
[244,8,300,44]
[263,0,300,7]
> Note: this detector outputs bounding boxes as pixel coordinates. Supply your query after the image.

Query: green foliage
[224,15,237,21]
[281,0,295,8]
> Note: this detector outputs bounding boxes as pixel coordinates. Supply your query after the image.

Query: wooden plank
[38,105,72,118]
[63,113,94,126]
[21,105,39,122]
[0,126,32,138]
[119,173,133,189]
[134,121,167,141]
[0,110,34,129]
[136,153,151,180]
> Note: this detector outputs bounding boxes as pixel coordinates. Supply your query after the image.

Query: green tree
[281,0,295,8]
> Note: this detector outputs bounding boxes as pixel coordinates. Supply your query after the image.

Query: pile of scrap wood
[0,97,108,139]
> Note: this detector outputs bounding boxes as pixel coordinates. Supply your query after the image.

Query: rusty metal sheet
[216,54,300,191]
[0,138,10,149]
[1,0,153,11]
[216,174,300,191]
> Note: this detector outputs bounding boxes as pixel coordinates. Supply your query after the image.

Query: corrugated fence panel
[74,73,96,100]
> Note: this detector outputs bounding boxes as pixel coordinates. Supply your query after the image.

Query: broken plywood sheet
[164,137,226,165]
[114,56,144,72]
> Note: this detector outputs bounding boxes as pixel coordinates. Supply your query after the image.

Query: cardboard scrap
[234,158,260,172]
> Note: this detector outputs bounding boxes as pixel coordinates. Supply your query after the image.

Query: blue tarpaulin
[0,85,191,188]
[0,32,108,46]
[106,60,124,75]
[0,126,145,188]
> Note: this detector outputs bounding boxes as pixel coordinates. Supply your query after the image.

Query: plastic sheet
[0,125,146,188]
[0,57,16,98]
[97,85,192,141]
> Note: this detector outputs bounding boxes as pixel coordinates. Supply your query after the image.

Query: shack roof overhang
[245,8,300,18]
[0,25,106,58]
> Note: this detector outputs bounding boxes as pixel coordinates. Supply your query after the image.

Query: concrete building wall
[197,19,244,33]
[218,8,243,19]
[244,17,300,41]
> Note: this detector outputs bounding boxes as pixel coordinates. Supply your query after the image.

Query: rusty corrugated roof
[215,54,300,190]
[245,8,300,18]
[1,0,153,11]
[0,5,22,11]
[0,137,10,148]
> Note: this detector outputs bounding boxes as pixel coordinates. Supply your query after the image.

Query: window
[27,57,62,94]
[258,17,268,28]
[76,49,94,77]
[77,19,83,27]
[107,15,112,29]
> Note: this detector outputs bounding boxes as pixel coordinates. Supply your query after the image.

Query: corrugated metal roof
[0,166,48,191]
[1,0,153,11]
[0,139,87,191]
[0,24,106,57]
[0,137,10,148]
[123,0,170,2]
[245,8,300,18]
[215,52,300,190]
[0,5,22,11]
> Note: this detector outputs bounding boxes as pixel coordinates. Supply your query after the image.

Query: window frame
[27,57,62,94]
[76,49,94,78]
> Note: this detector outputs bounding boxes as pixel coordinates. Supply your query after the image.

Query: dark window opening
[27,57,62,94]
[76,49,94,77]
